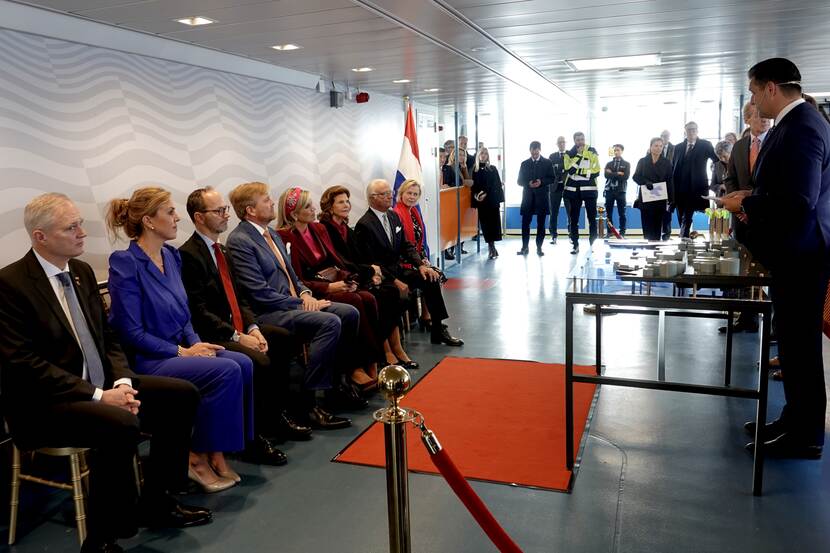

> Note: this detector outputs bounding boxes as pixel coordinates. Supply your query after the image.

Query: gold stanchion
[374,365,417,553]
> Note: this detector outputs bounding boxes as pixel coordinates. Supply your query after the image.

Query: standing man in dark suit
[517,141,555,255]
[659,130,676,239]
[603,144,631,236]
[671,121,719,237]
[721,57,830,458]
[0,193,211,553]
[179,187,312,458]
[355,178,463,346]
[226,182,357,429]
[548,136,568,244]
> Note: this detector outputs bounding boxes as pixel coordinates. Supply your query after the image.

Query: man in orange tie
[179,187,313,462]
[226,182,362,430]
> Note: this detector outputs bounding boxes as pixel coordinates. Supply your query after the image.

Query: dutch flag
[393,103,429,256]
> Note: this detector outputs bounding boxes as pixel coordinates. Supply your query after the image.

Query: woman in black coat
[471,147,505,258]
[318,185,418,372]
[633,137,675,241]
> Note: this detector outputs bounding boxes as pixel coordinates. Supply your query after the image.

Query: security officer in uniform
[603,144,631,236]
[564,132,601,253]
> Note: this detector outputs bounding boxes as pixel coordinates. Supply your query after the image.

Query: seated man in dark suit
[179,187,312,462]
[226,181,361,429]
[0,193,211,553]
[354,178,463,346]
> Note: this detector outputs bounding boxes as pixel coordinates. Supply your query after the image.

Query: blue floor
[4,237,829,552]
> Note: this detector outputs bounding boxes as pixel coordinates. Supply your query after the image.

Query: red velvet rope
[429,448,523,553]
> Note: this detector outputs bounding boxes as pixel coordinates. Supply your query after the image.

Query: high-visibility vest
[564,146,601,194]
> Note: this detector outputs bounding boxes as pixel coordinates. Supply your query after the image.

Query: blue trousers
[257,301,359,390]
[137,350,254,453]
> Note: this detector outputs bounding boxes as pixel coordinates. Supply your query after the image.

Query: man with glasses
[355,179,463,347]
[179,187,312,461]
[671,121,718,237]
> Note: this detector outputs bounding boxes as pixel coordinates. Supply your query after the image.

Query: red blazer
[277,222,347,297]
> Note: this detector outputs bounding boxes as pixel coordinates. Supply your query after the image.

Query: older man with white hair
[354,179,463,346]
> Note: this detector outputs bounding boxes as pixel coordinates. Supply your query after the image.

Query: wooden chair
[8,444,90,545]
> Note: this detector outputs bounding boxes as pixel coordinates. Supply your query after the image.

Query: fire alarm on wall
[355,92,370,103]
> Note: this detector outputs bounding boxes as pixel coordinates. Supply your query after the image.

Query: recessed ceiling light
[423,88,440,92]
[392,79,411,84]
[175,16,216,26]
[272,44,302,51]
[471,46,489,52]
[351,67,373,73]
[566,53,661,71]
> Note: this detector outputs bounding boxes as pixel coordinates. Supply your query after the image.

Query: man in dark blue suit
[722,58,830,459]
[671,121,718,237]
[226,181,360,429]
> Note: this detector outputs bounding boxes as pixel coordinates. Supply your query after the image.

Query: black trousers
[520,213,546,249]
[771,254,829,445]
[661,206,673,240]
[220,324,296,435]
[11,376,199,542]
[567,194,598,246]
[400,268,449,324]
[675,204,696,238]
[548,187,565,238]
[604,189,627,234]
[639,200,666,241]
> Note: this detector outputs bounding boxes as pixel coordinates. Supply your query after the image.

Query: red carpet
[333,357,597,492]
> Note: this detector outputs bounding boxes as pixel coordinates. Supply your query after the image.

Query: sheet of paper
[641,181,668,202]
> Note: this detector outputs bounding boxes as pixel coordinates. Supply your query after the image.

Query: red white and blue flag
[393,103,429,256]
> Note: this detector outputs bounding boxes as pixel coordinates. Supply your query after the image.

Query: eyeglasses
[371,192,392,197]
[201,206,230,216]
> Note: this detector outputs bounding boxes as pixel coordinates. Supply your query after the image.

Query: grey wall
[0,28,426,277]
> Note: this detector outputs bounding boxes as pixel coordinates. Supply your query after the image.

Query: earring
[150,225,156,231]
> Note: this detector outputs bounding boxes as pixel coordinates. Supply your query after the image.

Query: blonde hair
[473,147,490,173]
[319,185,350,223]
[396,179,421,203]
[105,186,171,240]
[229,181,269,220]
[24,192,72,235]
[276,188,312,229]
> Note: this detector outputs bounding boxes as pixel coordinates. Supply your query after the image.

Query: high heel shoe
[210,464,242,483]
[396,359,419,371]
[188,467,236,493]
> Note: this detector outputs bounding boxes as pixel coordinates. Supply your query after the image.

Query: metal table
[565,241,773,496]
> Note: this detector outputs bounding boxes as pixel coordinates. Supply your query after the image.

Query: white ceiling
[12,0,830,111]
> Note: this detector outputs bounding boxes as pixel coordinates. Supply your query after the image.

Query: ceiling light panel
[175,16,215,26]
[566,54,661,71]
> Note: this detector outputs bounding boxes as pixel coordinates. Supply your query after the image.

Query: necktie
[749,137,761,174]
[685,142,693,156]
[662,145,668,158]
[213,243,243,332]
[262,230,298,297]
[381,212,393,244]
[56,272,105,388]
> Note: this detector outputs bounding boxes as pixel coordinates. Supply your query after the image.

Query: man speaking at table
[721,58,830,459]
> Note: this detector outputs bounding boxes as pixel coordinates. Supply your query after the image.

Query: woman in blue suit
[106,187,254,492]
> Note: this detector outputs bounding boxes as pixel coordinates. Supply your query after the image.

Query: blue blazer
[108,241,200,363]
[743,101,830,270]
[226,220,310,316]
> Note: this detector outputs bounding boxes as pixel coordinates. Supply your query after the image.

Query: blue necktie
[56,272,106,388]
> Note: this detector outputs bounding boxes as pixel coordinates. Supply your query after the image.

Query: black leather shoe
[138,495,213,529]
[550,237,557,244]
[276,411,313,441]
[443,250,455,260]
[81,540,124,553]
[570,245,579,254]
[326,384,368,412]
[242,435,288,466]
[307,405,351,429]
[461,248,468,254]
[743,419,786,442]
[745,432,823,459]
[517,248,529,256]
[396,359,420,371]
[431,324,464,346]
[537,248,544,256]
